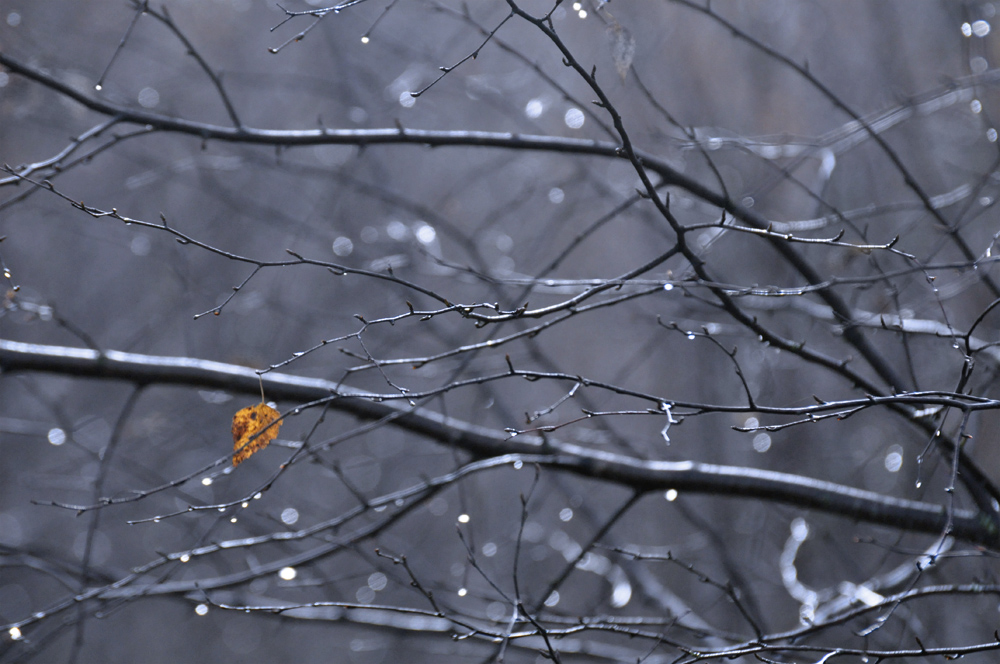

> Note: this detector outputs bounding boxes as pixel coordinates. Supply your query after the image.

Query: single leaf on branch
[232,402,282,466]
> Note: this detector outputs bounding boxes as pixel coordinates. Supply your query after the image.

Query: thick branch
[2,338,996,549]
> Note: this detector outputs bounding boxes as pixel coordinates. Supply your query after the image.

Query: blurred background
[4,0,1000,661]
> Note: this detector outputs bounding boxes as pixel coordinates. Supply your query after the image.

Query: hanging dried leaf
[232,402,282,466]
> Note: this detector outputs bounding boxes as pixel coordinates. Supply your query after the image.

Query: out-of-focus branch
[2,338,996,549]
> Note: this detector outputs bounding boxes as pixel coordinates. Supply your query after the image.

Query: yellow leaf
[232,402,282,466]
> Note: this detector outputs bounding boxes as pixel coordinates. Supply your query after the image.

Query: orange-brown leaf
[232,403,282,466]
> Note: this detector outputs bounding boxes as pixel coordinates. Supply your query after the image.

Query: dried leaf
[232,402,282,466]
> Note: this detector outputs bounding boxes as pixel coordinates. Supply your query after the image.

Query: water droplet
[564,108,585,129]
